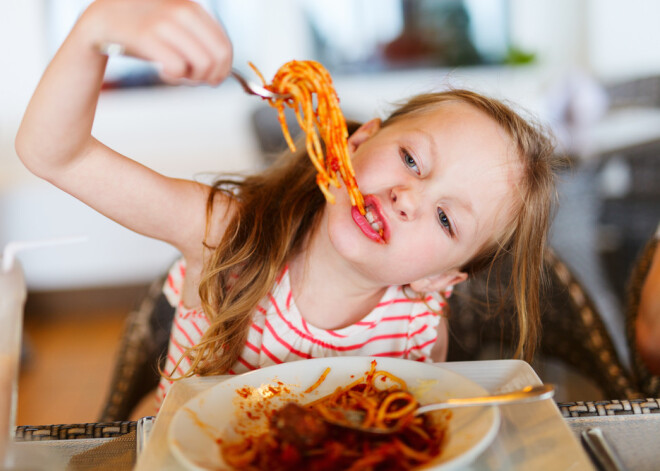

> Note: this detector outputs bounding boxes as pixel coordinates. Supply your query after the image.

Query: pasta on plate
[220,360,451,470]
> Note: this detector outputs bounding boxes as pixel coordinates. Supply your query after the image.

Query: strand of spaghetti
[306,387,341,408]
[393,439,435,462]
[345,453,388,471]
[373,370,408,390]
[304,367,331,393]
[407,422,432,441]
[276,103,296,151]
[375,391,417,426]
[346,390,378,427]
[298,107,326,176]
[361,361,379,395]
[313,402,342,423]
[222,437,258,467]
[249,62,267,85]
[289,94,329,189]
[316,177,336,203]
[305,375,366,407]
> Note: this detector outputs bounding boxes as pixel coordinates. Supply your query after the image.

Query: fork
[96,41,288,99]
[322,384,555,435]
[229,69,289,100]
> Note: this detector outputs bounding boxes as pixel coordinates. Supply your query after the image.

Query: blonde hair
[173,89,559,377]
[383,90,560,361]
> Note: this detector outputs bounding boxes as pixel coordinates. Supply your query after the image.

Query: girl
[15,0,559,407]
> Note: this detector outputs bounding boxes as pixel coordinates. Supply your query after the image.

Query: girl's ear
[409,270,468,294]
[347,118,381,153]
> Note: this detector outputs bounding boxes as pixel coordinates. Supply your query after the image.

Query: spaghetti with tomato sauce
[251,60,366,216]
[220,360,451,470]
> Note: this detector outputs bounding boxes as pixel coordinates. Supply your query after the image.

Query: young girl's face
[324,101,521,292]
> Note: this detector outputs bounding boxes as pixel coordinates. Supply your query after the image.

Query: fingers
[154,18,230,85]
[97,0,233,86]
[175,2,233,84]
[152,2,232,85]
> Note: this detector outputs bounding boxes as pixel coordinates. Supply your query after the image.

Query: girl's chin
[326,222,381,264]
[322,201,384,255]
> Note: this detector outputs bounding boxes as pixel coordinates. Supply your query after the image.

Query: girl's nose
[390,186,419,221]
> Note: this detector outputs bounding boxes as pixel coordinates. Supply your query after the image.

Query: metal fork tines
[230,69,289,100]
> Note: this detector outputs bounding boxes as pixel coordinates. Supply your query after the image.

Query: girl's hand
[81,0,233,85]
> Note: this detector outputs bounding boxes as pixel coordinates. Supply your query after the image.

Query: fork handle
[414,384,555,414]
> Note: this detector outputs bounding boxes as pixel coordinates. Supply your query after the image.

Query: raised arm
[15,0,234,258]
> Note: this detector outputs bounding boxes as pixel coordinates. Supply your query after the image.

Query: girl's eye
[401,149,420,174]
[437,208,453,235]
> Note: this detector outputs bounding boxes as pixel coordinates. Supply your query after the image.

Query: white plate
[168,356,500,470]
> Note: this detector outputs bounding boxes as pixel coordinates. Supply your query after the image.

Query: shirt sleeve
[163,258,186,307]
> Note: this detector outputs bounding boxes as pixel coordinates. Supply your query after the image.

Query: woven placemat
[68,430,136,471]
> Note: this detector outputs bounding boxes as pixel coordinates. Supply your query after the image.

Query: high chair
[446,248,641,401]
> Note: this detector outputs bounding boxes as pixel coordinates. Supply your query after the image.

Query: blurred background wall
[8,0,660,424]
[2,0,660,292]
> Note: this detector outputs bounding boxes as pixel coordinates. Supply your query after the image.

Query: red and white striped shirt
[156,259,448,407]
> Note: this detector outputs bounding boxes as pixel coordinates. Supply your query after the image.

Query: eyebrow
[412,129,475,237]
[413,129,438,162]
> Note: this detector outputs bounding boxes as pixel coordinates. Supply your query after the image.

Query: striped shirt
[156,259,448,407]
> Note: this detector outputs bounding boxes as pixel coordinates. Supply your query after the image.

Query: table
[10,360,660,470]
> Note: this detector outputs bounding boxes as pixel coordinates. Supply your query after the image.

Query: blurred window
[214,0,510,76]
[48,0,510,87]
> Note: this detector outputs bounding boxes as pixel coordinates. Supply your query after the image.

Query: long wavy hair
[177,89,559,377]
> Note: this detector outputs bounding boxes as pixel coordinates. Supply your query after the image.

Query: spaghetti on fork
[250,60,366,216]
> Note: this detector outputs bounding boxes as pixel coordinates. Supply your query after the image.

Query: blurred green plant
[505,46,536,65]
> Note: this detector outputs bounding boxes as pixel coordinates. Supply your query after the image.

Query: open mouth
[365,206,384,234]
[351,196,389,244]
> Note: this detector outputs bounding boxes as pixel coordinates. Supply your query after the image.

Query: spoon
[323,384,555,435]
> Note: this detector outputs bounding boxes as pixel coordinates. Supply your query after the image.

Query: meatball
[270,402,329,449]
